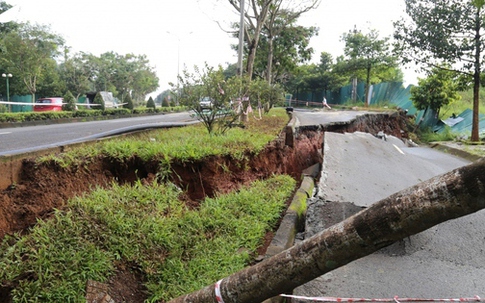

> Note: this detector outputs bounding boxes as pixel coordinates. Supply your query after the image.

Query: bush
[123,94,134,111]
[417,126,458,143]
[92,92,105,111]
[147,96,156,109]
[162,96,171,107]
[62,91,77,111]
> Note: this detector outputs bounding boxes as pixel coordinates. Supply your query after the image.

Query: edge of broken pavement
[260,114,484,303]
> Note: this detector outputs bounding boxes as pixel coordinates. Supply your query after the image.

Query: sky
[0,0,419,98]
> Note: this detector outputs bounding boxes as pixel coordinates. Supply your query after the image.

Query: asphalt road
[292,110,485,300]
[291,108,373,126]
[0,112,198,156]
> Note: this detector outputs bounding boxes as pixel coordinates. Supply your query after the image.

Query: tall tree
[317,52,348,94]
[285,53,348,102]
[411,65,461,119]
[59,51,93,99]
[341,27,398,106]
[394,0,485,142]
[228,0,273,80]
[35,58,65,97]
[228,0,320,81]
[89,52,159,102]
[263,0,320,83]
[254,18,318,84]
[0,23,64,102]
[90,51,118,94]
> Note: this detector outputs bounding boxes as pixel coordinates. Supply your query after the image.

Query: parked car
[34,97,63,112]
[199,97,213,109]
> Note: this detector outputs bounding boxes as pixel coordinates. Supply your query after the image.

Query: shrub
[123,93,134,111]
[62,91,77,111]
[147,96,156,109]
[162,96,171,107]
[92,92,105,111]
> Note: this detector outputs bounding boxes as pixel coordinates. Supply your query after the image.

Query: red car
[34,97,63,112]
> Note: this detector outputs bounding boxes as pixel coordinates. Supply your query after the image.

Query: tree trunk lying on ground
[168,158,485,303]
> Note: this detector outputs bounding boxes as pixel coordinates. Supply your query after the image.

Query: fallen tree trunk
[168,158,485,303]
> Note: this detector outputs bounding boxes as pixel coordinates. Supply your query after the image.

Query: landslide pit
[0,112,410,302]
[0,112,410,240]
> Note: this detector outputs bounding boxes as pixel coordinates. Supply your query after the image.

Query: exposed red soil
[0,112,410,302]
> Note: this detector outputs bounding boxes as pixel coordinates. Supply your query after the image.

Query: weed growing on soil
[0,175,295,302]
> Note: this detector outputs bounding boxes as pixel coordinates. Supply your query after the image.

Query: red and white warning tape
[279,295,483,303]
[214,279,224,303]
[213,280,481,303]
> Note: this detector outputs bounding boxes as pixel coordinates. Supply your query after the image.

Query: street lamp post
[2,73,12,112]
[166,31,193,105]
[166,32,180,81]
[166,31,181,104]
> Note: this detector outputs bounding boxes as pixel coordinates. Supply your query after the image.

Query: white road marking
[0,132,12,135]
[393,144,405,155]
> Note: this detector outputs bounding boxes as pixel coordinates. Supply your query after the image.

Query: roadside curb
[264,173,316,258]
[265,113,319,261]
[430,142,483,162]
[0,112,172,129]
[261,162,320,303]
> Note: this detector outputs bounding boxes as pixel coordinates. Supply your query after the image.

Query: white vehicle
[199,97,213,109]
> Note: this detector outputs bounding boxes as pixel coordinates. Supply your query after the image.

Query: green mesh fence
[11,95,35,112]
[290,81,439,128]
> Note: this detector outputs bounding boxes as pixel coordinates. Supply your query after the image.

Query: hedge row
[0,106,187,123]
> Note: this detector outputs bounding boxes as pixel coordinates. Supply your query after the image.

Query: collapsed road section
[173,110,484,303]
[295,129,483,299]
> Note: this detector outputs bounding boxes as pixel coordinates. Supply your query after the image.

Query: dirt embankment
[0,129,323,240]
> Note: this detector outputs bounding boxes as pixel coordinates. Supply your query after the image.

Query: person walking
[322,97,331,109]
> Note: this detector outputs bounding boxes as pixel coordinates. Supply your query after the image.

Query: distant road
[0,112,198,156]
[291,108,373,126]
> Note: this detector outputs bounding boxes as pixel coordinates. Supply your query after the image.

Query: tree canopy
[0,23,64,102]
[410,66,461,115]
[394,0,485,141]
[340,27,400,106]
[228,0,320,81]
[0,8,160,105]
[254,14,318,84]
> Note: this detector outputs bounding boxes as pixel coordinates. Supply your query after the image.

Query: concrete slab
[318,132,470,207]
[294,132,485,300]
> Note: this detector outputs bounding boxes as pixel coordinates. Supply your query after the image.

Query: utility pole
[237,0,245,76]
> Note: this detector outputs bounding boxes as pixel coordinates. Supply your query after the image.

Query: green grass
[417,126,458,143]
[0,175,296,302]
[463,144,485,157]
[39,108,290,165]
[439,88,485,119]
